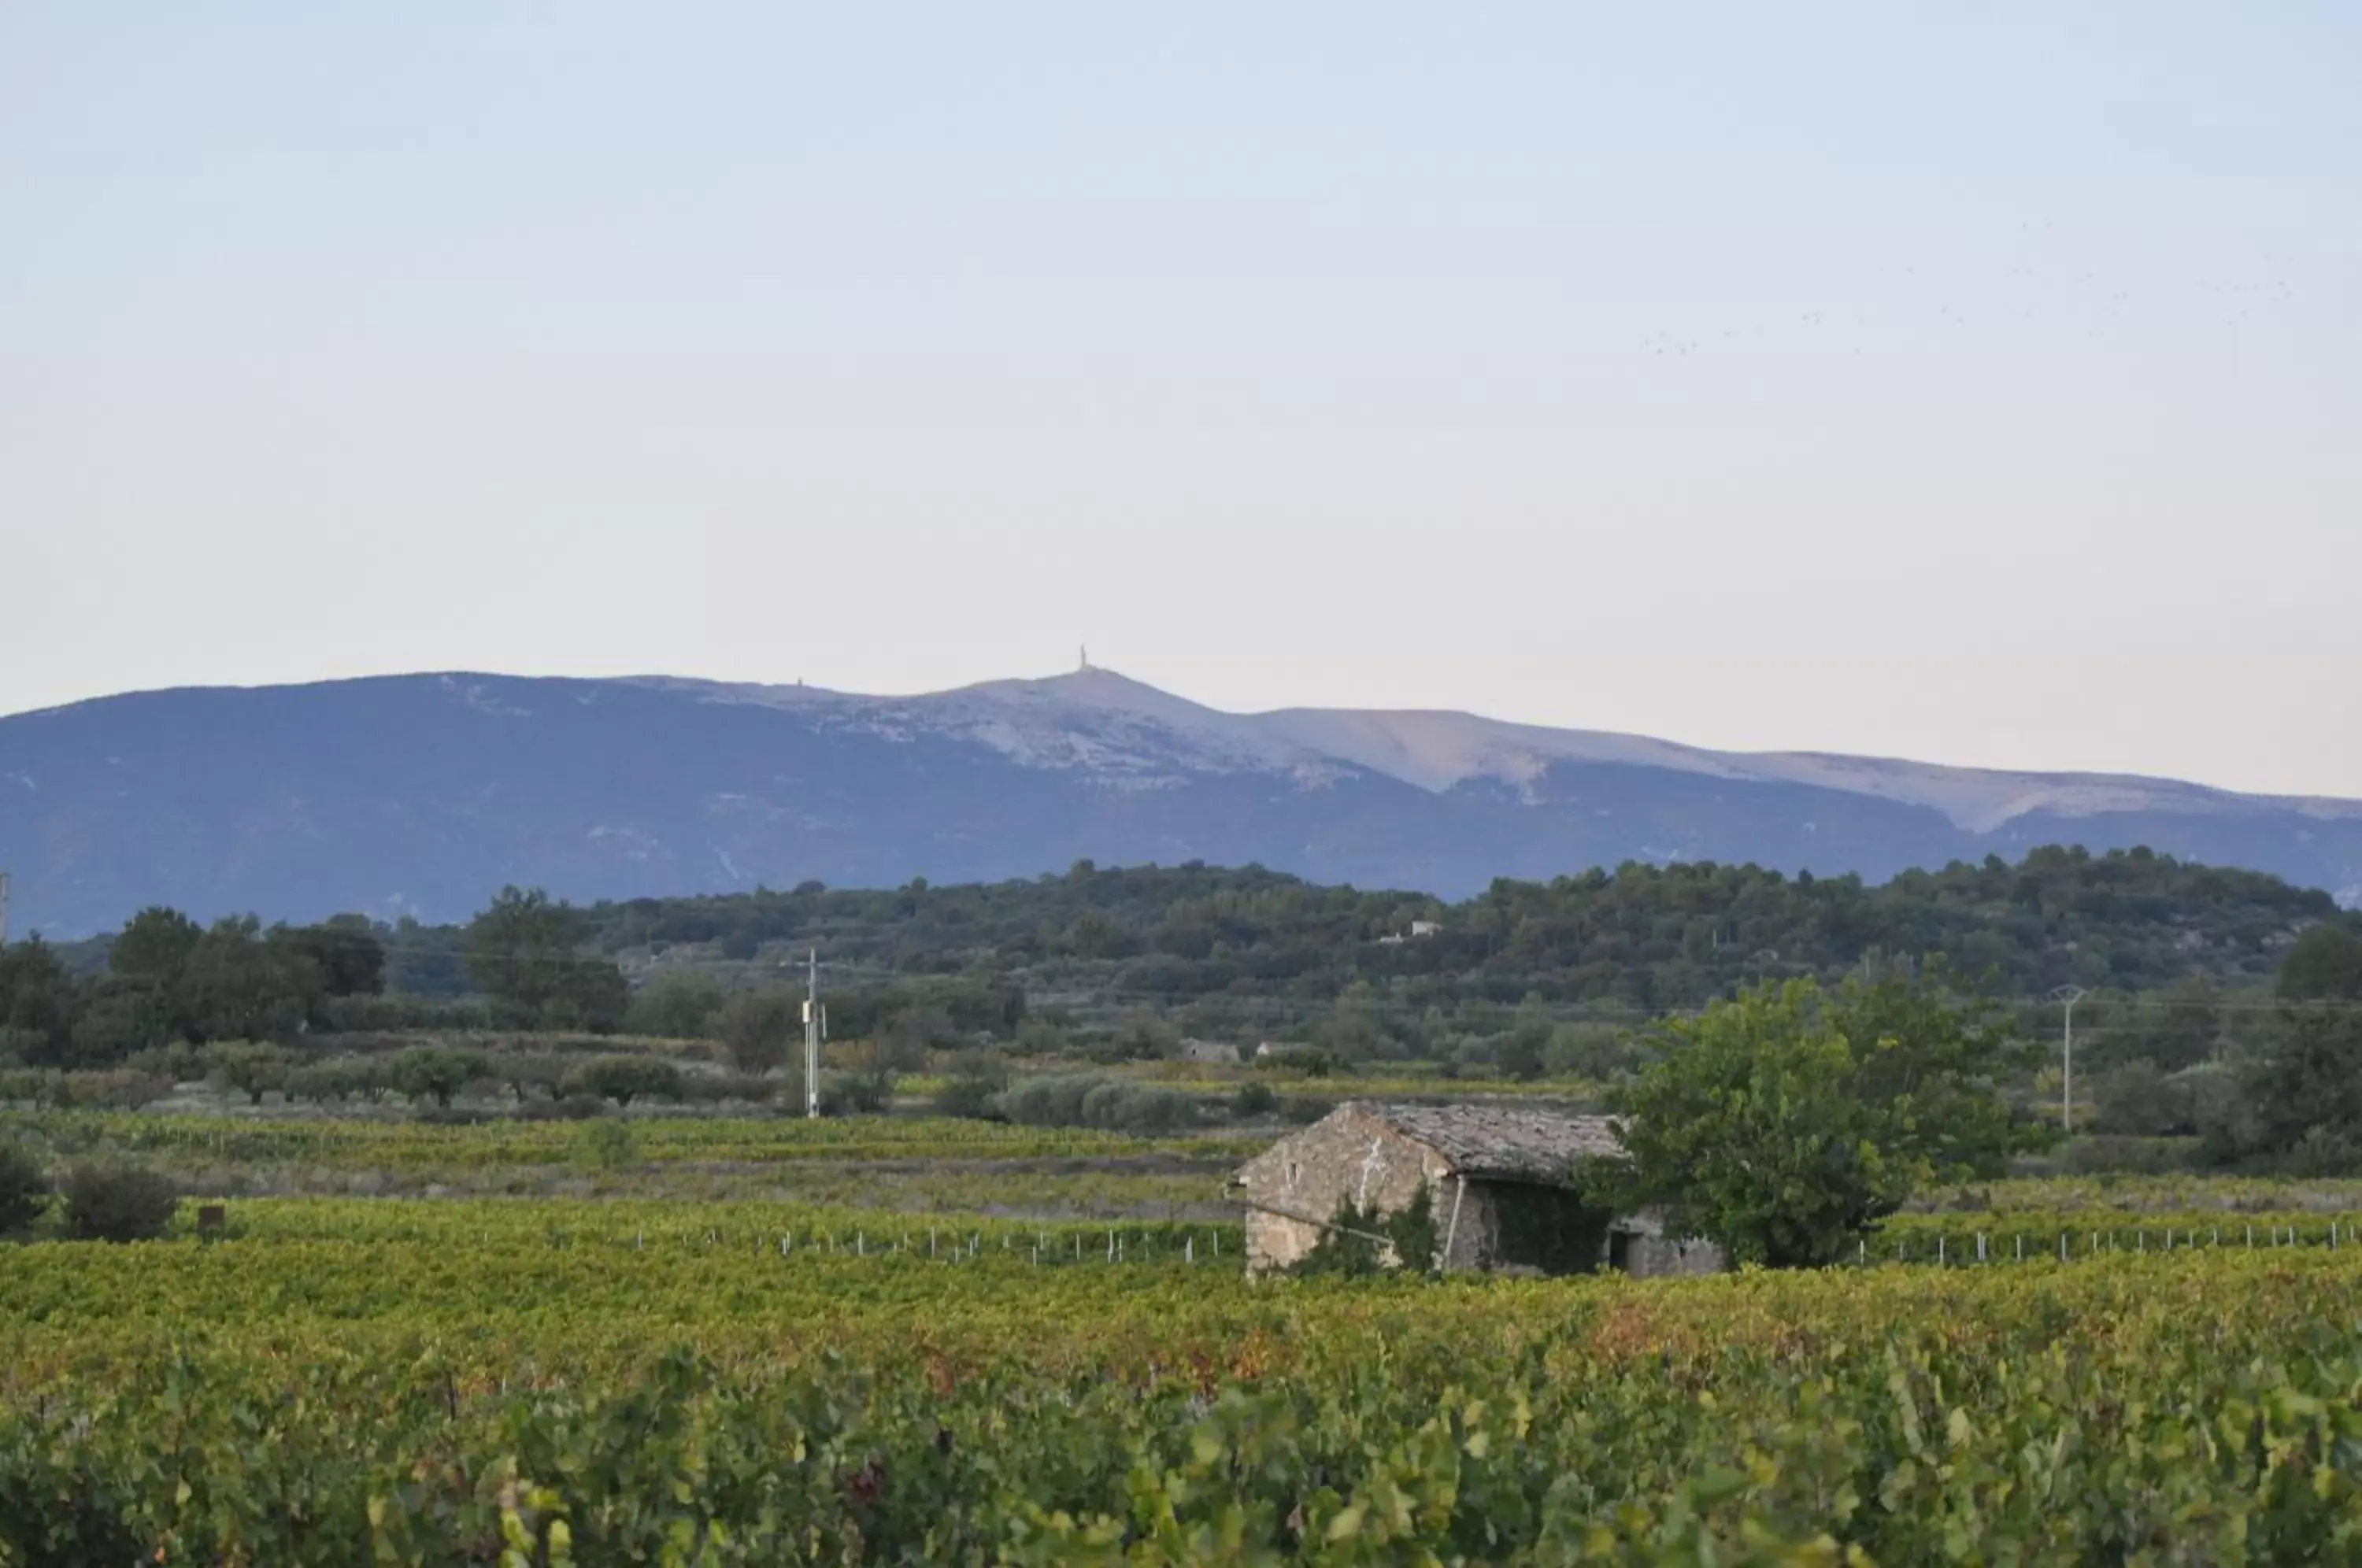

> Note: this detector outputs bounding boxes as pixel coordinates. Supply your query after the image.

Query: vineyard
[6,1193,2362,1562]
[0,1111,1251,1215]
[8,1105,2362,1562]
[2,1111,1260,1171]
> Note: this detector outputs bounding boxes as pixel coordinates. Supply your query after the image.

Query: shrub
[627,971,730,1041]
[511,1093,611,1122]
[679,1071,778,1107]
[714,989,798,1074]
[1497,1033,1546,1082]
[58,1165,180,1243]
[88,1070,171,1110]
[831,1070,892,1115]
[573,1119,641,1173]
[390,1047,490,1109]
[1280,1095,1328,1126]
[491,1052,570,1104]
[2279,1124,2362,1178]
[1231,1081,1279,1119]
[0,1140,50,1237]
[563,1055,684,1108]
[1293,1184,1440,1278]
[935,1051,1011,1121]
[287,1056,388,1104]
[211,1042,293,1106]
[994,1071,1197,1133]
[0,1069,169,1111]
[2054,1136,2207,1176]
[315,993,494,1034]
[2092,1060,2190,1137]
[124,1041,208,1084]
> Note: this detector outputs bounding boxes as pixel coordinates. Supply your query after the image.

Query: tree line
[564,843,2339,1004]
[0,887,632,1071]
[6,847,2356,1096]
[1320,924,2362,1274]
[1615,924,2362,1262]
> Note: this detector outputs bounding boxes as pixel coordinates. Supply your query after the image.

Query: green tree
[213,1043,292,1106]
[110,907,202,986]
[2241,1005,2362,1170]
[272,915,387,997]
[0,1140,49,1237]
[179,916,321,1042]
[1068,910,1123,960]
[2107,978,2223,1073]
[715,989,798,1075]
[1592,976,2030,1268]
[66,980,173,1066]
[388,1047,488,1109]
[287,1058,368,1104]
[57,1164,179,1243]
[0,937,76,1066]
[935,1049,1010,1119]
[493,1052,568,1104]
[465,886,583,1017]
[2279,923,2362,1002]
[565,1054,683,1108]
[2091,1059,2187,1137]
[546,960,630,1033]
[465,887,627,1030]
[1498,1030,1547,1082]
[628,971,728,1039]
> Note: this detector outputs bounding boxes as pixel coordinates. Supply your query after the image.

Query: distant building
[1230,1101,1722,1279]
[1175,1037,1242,1067]
[1409,919,1442,938]
[1254,1041,1308,1061]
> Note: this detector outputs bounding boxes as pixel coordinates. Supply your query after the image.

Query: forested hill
[11,845,2352,1081]
[553,845,2345,1010]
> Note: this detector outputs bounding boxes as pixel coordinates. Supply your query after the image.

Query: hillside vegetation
[434,841,2341,1007]
[9,845,2362,1174]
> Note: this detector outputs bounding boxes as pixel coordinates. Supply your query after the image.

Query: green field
[8,1111,2362,1562]
[6,1217,2361,1562]
[0,1111,1250,1215]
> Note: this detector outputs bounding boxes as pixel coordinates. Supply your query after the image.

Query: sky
[3,5,2356,797]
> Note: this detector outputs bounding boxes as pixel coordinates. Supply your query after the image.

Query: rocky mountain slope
[2,668,2356,934]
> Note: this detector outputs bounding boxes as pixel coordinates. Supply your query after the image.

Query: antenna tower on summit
[1079,645,1089,671]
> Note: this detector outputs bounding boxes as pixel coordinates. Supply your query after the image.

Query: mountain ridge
[626,665,2349,829]
[2,667,2357,934]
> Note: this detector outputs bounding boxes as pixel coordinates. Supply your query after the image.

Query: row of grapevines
[2,1109,1261,1170]
[1875,1207,2362,1263]
[1915,1172,2362,1214]
[6,1217,2362,1562]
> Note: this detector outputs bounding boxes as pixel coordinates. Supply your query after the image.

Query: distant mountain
[2,668,2358,936]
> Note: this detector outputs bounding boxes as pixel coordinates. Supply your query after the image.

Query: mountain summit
[3,668,2357,934]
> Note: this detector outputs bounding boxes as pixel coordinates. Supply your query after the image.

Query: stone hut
[1230,1101,1722,1278]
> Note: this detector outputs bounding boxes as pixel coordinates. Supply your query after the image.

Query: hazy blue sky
[4,6,2356,794]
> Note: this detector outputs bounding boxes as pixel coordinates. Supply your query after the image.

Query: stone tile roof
[1344,1100,1626,1185]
